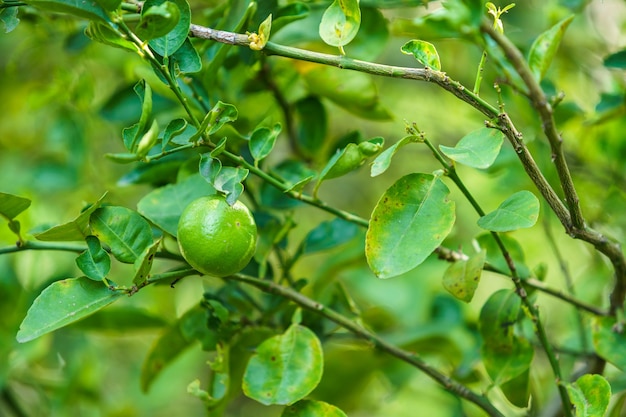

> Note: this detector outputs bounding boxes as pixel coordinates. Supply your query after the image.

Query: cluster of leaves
[2,0,626,416]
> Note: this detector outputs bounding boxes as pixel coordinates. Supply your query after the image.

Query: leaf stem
[227,273,506,417]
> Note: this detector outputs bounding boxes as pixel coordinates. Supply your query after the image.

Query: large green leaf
[90,206,154,263]
[137,174,215,236]
[442,250,485,303]
[34,193,107,241]
[528,15,574,81]
[439,128,505,169]
[592,316,626,370]
[319,0,361,51]
[567,374,611,417]
[16,277,123,343]
[24,0,110,22]
[477,190,540,232]
[365,173,456,278]
[281,399,348,417]
[0,192,31,220]
[243,324,323,405]
[145,0,190,56]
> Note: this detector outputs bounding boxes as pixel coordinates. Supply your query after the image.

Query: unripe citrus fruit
[177,195,257,277]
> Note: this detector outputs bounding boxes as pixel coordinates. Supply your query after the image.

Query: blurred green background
[2,0,626,415]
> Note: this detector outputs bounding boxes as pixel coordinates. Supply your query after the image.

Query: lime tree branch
[227,273,506,417]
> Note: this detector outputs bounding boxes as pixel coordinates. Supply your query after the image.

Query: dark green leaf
[75,235,111,281]
[192,101,239,142]
[243,324,323,405]
[319,0,361,50]
[90,206,153,263]
[592,316,626,370]
[17,277,123,343]
[567,374,611,417]
[0,192,31,221]
[214,167,249,205]
[500,370,531,408]
[281,399,348,417]
[604,49,626,69]
[439,128,505,169]
[401,39,441,70]
[482,337,533,386]
[250,123,281,162]
[302,218,360,254]
[24,0,110,22]
[366,173,455,278]
[145,0,190,56]
[294,96,327,159]
[161,118,188,150]
[170,38,202,74]
[370,135,420,177]
[136,1,180,41]
[137,174,215,236]
[34,193,107,241]
[476,233,531,278]
[528,15,574,81]
[479,289,520,347]
[442,250,485,303]
[477,190,540,232]
[272,2,309,33]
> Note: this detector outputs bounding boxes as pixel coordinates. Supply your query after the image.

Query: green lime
[177,195,257,277]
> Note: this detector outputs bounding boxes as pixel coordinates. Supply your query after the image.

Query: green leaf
[250,123,281,163]
[169,38,202,74]
[24,0,110,22]
[161,118,188,150]
[528,15,574,81]
[249,13,272,51]
[85,21,136,51]
[401,39,441,71]
[371,135,420,177]
[243,324,323,405]
[192,101,238,142]
[90,206,154,263]
[141,306,216,392]
[272,3,309,34]
[72,306,166,331]
[136,119,160,158]
[137,174,215,237]
[477,190,540,232]
[34,193,107,241]
[301,218,360,254]
[0,192,31,221]
[476,233,531,278]
[281,399,348,417]
[439,128,505,169]
[75,235,111,281]
[604,49,626,69]
[592,316,626,370]
[16,277,123,343]
[567,374,611,417]
[500,370,531,408]
[365,173,456,278]
[94,0,120,12]
[442,250,485,303]
[319,0,361,51]
[145,0,190,56]
[136,1,180,41]
[294,96,327,159]
[1,7,20,33]
[132,238,161,287]
[302,66,391,120]
[479,289,533,385]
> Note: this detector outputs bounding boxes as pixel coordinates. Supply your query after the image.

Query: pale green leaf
[528,15,574,81]
[281,399,348,417]
[567,374,611,417]
[34,193,107,241]
[439,128,505,169]
[401,39,441,70]
[442,250,485,302]
[371,135,420,177]
[477,190,539,232]
[592,316,626,370]
[0,192,31,221]
[319,0,361,49]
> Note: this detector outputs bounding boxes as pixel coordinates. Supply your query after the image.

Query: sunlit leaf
[528,15,574,81]
[366,173,455,278]
[145,0,190,56]
[567,374,611,417]
[592,316,626,370]
[281,399,348,417]
[442,250,485,302]
[319,0,361,50]
[34,193,107,241]
[439,128,505,169]
[477,190,539,232]
[0,192,31,221]
[75,235,111,281]
[137,174,215,236]
[243,324,323,405]
[371,135,420,177]
[90,206,154,263]
[401,39,441,70]
[17,277,123,343]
